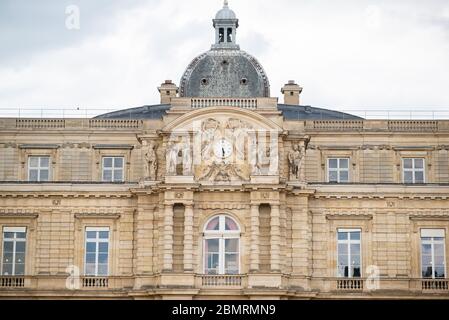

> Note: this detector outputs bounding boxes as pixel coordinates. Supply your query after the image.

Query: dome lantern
[212,0,239,50]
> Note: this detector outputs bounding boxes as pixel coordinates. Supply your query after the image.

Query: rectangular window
[421,229,446,279]
[328,158,350,183]
[102,157,124,182]
[403,158,425,184]
[337,229,361,278]
[85,227,110,276]
[28,156,50,182]
[2,227,27,276]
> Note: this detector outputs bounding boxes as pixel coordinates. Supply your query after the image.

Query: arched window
[203,215,240,275]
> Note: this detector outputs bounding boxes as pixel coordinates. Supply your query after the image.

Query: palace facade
[1,1,449,299]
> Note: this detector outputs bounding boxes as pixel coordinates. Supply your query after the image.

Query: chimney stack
[281,80,303,105]
[158,80,179,104]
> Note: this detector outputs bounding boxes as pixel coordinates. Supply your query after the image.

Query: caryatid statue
[143,141,158,180]
[166,142,179,175]
[288,143,304,180]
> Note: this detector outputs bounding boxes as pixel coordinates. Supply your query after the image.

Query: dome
[215,1,236,20]
[179,49,270,98]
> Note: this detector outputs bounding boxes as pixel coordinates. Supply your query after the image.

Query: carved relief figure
[288,144,302,179]
[143,141,158,180]
[167,142,179,175]
[181,140,193,175]
[201,118,220,160]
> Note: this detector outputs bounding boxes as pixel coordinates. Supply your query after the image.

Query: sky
[0,0,448,118]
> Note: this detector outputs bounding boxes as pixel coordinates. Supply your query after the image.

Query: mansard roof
[94,104,362,120]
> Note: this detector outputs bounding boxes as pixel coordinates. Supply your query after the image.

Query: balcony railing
[82,277,109,289]
[421,279,449,291]
[0,276,25,288]
[199,275,244,288]
[191,98,257,109]
[336,278,364,291]
[306,120,364,131]
[388,120,439,132]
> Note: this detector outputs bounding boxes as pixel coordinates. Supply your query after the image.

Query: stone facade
[0,1,448,300]
[1,111,449,299]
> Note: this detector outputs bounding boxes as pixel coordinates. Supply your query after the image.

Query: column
[183,204,194,271]
[163,204,174,271]
[270,204,281,272]
[250,204,260,271]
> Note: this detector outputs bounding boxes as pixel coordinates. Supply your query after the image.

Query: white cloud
[0,0,448,117]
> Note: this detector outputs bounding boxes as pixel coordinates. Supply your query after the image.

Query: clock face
[214,139,233,159]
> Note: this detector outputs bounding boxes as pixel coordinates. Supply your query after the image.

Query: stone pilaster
[163,203,174,271]
[183,204,194,271]
[250,203,260,271]
[270,204,281,272]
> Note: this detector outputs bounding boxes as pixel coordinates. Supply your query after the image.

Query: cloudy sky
[0,0,448,117]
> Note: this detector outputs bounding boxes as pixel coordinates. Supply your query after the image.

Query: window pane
[404,171,413,183]
[98,242,109,253]
[225,239,239,252]
[114,157,123,168]
[15,264,25,275]
[86,242,96,253]
[16,233,26,239]
[3,232,14,239]
[403,159,413,169]
[225,217,238,231]
[103,170,112,182]
[99,231,109,239]
[338,232,348,240]
[329,170,338,182]
[225,254,239,274]
[40,169,49,181]
[350,232,361,241]
[97,264,108,276]
[352,266,361,278]
[435,266,445,278]
[86,231,97,239]
[103,158,112,168]
[351,254,361,266]
[15,253,25,264]
[98,253,108,264]
[113,170,123,181]
[338,243,348,255]
[422,265,433,278]
[339,159,349,169]
[2,264,12,275]
[86,253,96,264]
[206,217,220,231]
[85,264,96,276]
[350,244,360,255]
[339,170,349,182]
[206,239,219,252]
[329,159,338,169]
[2,252,13,264]
[29,169,38,181]
[29,157,39,167]
[40,157,50,167]
[414,171,424,183]
[206,253,219,274]
[421,254,432,266]
[3,241,14,252]
[414,159,424,169]
[421,243,431,255]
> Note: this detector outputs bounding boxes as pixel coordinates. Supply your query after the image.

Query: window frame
[84,227,110,277]
[1,227,27,276]
[327,158,350,183]
[28,156,51,182]
[337,228,362,278]
[101,156,125,182]
[420,229,446,279]
[402,158,425,184]
[203,215,241,275]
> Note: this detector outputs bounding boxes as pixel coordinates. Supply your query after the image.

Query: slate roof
[94,104,362,120]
